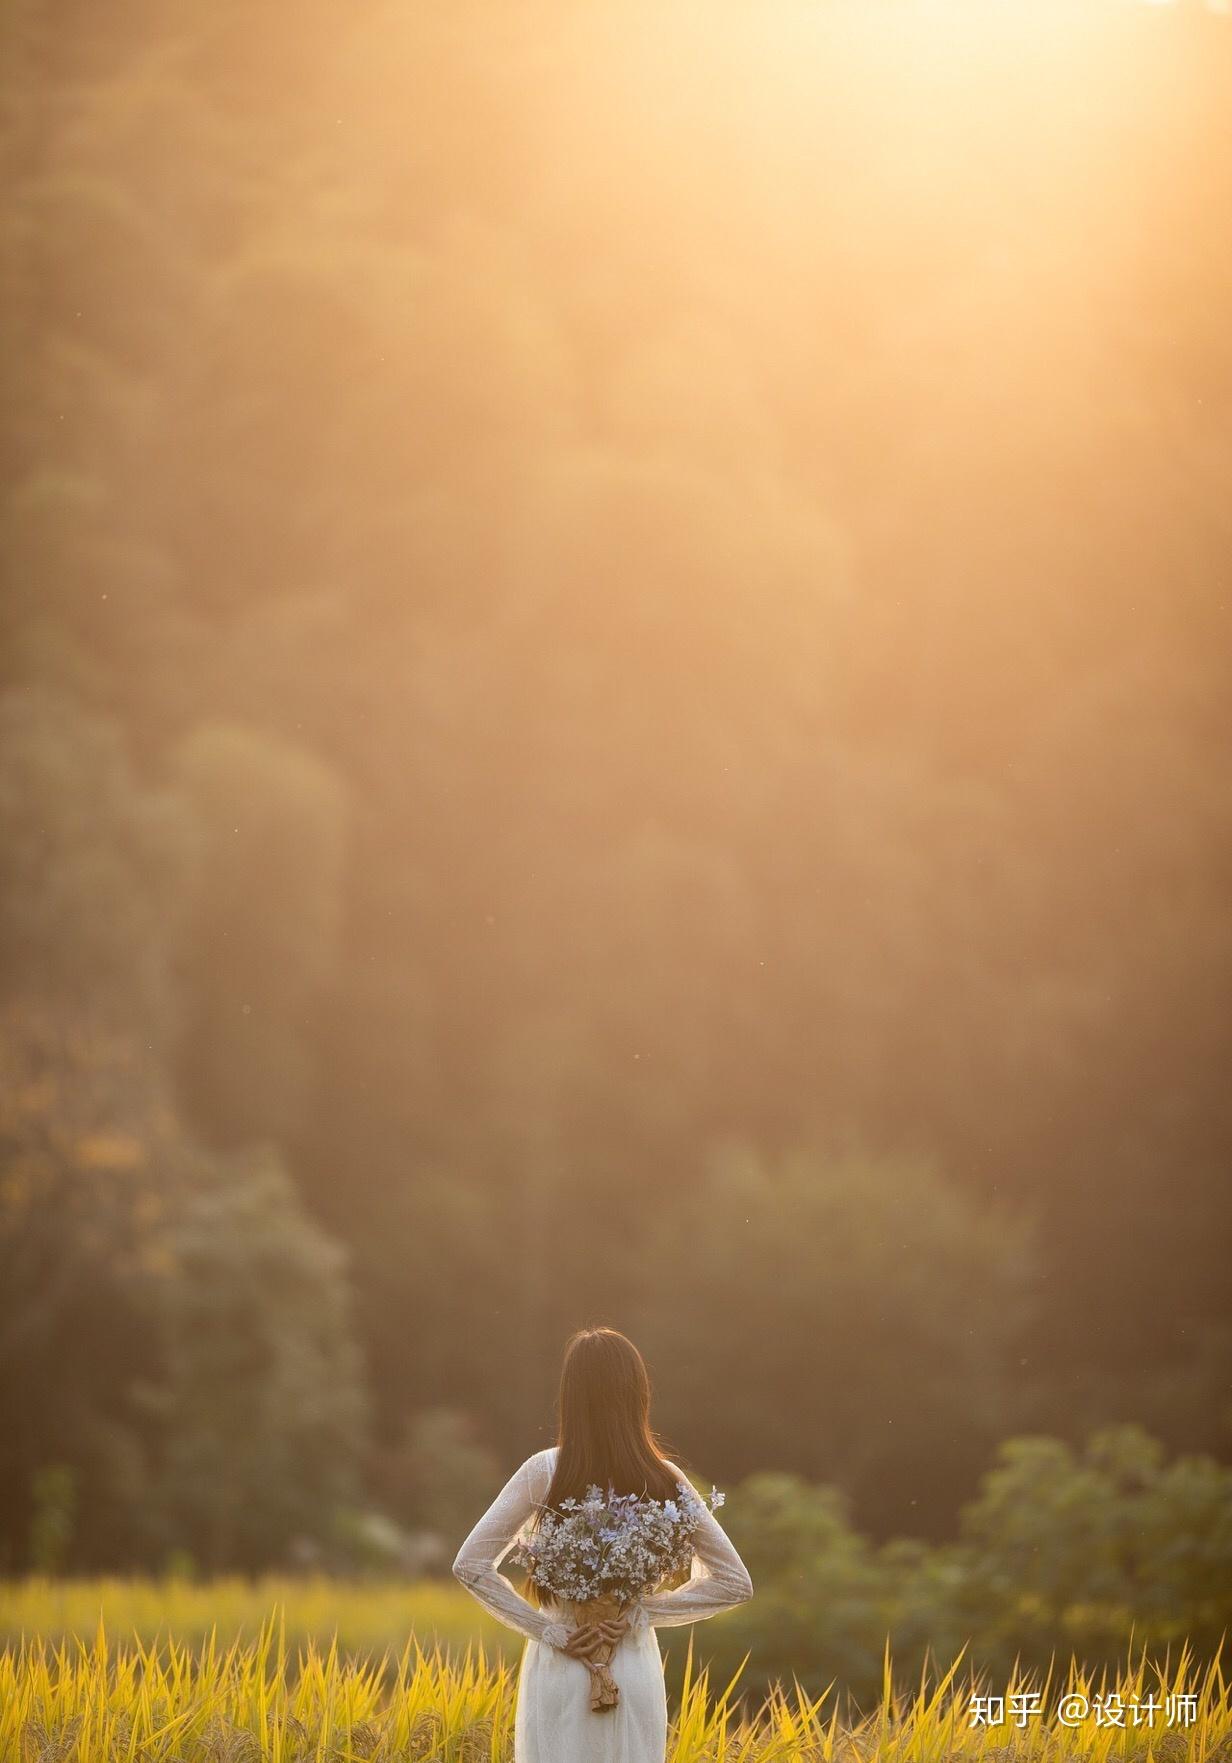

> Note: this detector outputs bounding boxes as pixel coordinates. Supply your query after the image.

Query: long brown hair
[527,1327,683,1603]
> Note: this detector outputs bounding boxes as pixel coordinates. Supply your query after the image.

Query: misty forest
[2,0,1230,1679]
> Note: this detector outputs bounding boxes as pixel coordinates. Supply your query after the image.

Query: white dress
[453,1446,754,1763]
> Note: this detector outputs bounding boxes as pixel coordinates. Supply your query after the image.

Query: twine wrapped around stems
[565,1593,631,1711]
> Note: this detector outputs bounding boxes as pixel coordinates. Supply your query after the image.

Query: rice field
[0,1578,512,1663]
[1,1583,1229,1762]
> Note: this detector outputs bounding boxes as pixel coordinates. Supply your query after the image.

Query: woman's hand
[562,1615,629,1660]
[562,1621,605,1660]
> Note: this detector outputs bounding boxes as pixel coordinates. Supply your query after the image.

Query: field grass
[0,1576,513,1662]
[1,1583,1229,1762]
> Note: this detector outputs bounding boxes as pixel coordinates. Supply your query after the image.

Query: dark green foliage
[370,1407,502,1543]
[695,1426,1232,1704]
[152,1147,366,1570]
[0,998,367,1572]
[635,1139,1039,1530]
[28,1465,76,1575]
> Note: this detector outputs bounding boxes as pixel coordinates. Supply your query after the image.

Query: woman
[453,1326,753,1763]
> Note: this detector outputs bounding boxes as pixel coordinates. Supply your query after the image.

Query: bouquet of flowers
[510,1480,725,1711]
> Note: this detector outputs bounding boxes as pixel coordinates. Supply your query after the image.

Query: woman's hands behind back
[562,1614,630,1661]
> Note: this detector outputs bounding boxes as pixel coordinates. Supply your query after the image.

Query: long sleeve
[452,1448,572,1648]
[631,1463,754,1631]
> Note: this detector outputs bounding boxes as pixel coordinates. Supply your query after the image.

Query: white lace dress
[452,1446,754,1763]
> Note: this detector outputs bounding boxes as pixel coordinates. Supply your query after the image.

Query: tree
[954,1423,1232,1667]
[151,1145,366,1571]
[635,1136,1040,1537]
[0,684,193,1028]
[171,720,347,1145]
[370,1406,500,1541]
[0,995,367,1572]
